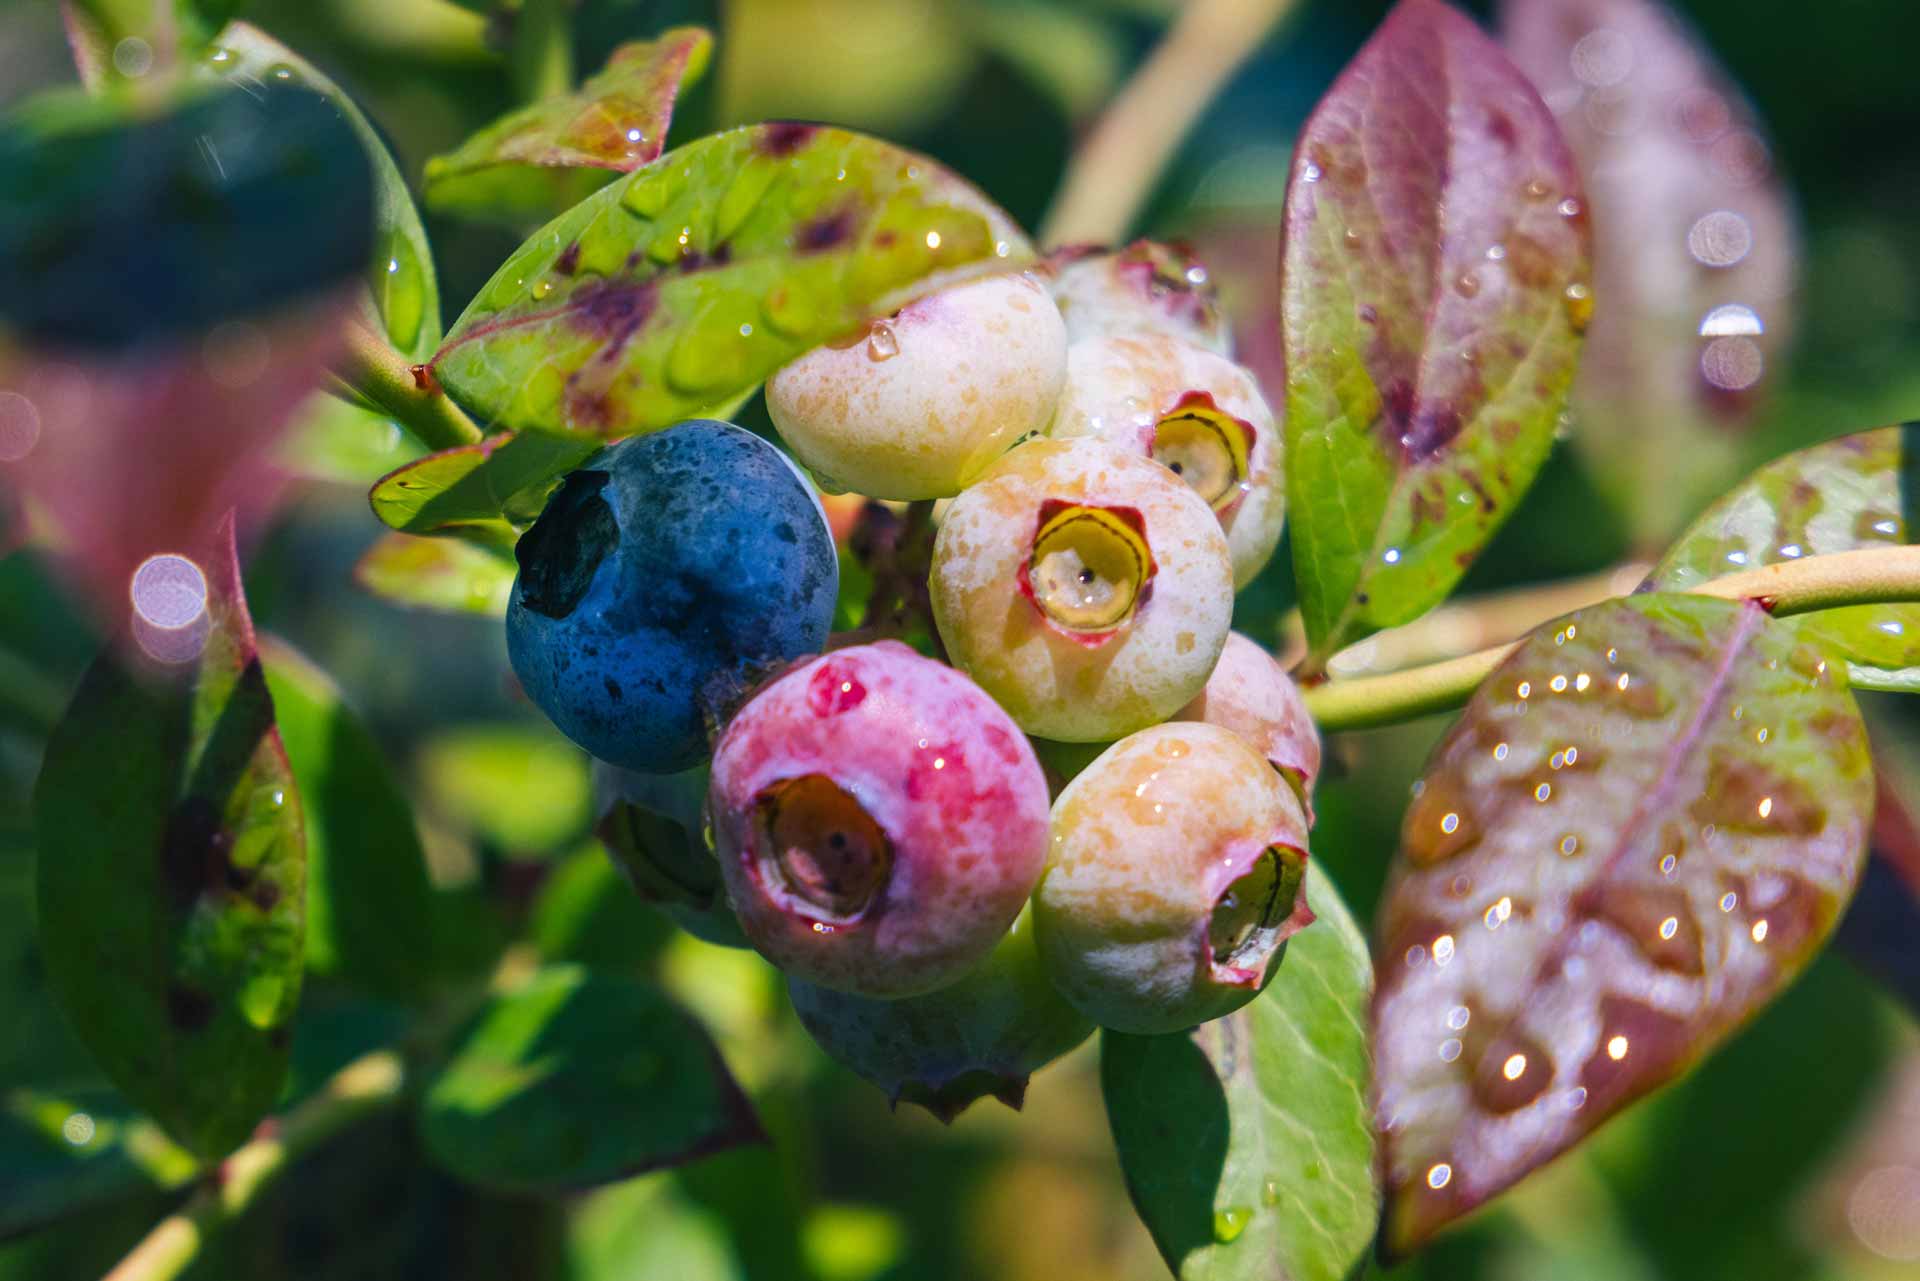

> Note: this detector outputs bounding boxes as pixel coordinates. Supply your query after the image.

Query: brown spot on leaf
[1691,754,1826,835]
[796,209,855,254]
[1403,770,1481,866]
[1579,997,1688,1109]
[1471,1028,1554,1114]
[1578,883,1704,975]
[760,122,818,156]
[554,242,581,276]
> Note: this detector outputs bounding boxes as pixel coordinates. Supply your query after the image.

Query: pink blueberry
[709,641,1051,997]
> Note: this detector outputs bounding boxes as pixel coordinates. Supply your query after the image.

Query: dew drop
[1212,1206,1251,1243]
[866,320,900,361]
[1558,197,1584,219]
[1563,283,1594,333]
[1427,1163,1453,1190]
[1454,272,1482,299]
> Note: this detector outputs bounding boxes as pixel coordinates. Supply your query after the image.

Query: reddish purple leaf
[1283,0,1592,666]
[1502,0,1798,548]
[423,28,714,227]
[0,295,353,624]
[1372,594,1871,1254]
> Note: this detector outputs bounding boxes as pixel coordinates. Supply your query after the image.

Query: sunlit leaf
[567,1175,745,1281]
[1281,0,1591,667]
[1646,424,1920,692]
[1372,594,1871,1255]
[1503,0,1798,549]
[425,28,713,227]
[260,637,434,1001]
[0,1089,196,1239]
[422,965,763,1193]
[277,392,422,487]
[353,532,516,616]
[417,725,592,856]
[34,517,307,1160]
[203,22,445,362]
[430,123,1028,438]
[1102,873,1377,1281]
[367,431,599,551]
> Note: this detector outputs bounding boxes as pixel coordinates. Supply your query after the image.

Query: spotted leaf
[429,123,1029,438]
[425,28,712,227]
[422,966,763,1193]
[1646,424,1920,692]
[33,516,307,1161]
[367,431,600,552]
[201,22,445,362]
[1503,0,1798,549]
[1282,0,1591,667]
[1373,593,1871,1255]
[1103,872,1377,1281]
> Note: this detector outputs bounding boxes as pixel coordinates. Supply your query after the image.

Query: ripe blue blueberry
[506,419,838,772]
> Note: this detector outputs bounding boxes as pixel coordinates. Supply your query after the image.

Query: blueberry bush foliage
[3,0,1918,1279]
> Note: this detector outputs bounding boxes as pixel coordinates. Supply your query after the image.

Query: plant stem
[102,1050,407,1281]
[1039,0,1301,247]
[333,320,483,453]
[1304,546,1920,733]
[510,0,574,103]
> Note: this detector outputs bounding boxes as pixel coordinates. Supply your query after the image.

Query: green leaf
[1646,424,1920,692]
[354,531,516,616]
[1101,872,1377,1281]
[1281,0,1592,667]
[430,122,1029,438]
[0,1089,197,1239]
[417,725,593,856]
[422,966,763,1193]
[1372,594,1872,1256]
[259,637,435,1002]
[530,844,675,974]
[425,28,713,227]
[200,23,444,362]
[1503,0,1799,550]
[277,392,423,487]
[368,430,600,550]
[34,517,307,1160]
[567,1176,745,1281]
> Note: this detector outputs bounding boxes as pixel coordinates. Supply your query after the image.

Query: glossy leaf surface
[1373,594,1872,1254]
[430,123,1028,437]
[1503,0,1798,548]
[1281,0,1591,665]
[260,637,434,1000]
[353,531,515,616]
[34,519,307,1159]
[368,431,600,551]
[1646,424,1920,691]
[425,28,712,227]
[62,0,245,85]
[1103,873,1377,1281]
[204,22,445,361]
[423,966,762,1193]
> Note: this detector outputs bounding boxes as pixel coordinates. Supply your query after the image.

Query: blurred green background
[2,0,1917,1277]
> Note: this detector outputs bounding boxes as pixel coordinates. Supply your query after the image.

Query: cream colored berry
[1050,333,1285,586]
[767,272,1067,500]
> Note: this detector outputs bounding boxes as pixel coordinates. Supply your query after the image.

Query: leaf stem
[332,321,483,452]
[510,0,574,103]
[1304,546,1920,732]
[101,1049,407,1281]
[1039,0,1302,246]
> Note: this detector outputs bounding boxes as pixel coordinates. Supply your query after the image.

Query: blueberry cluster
[507,242,1322,1116]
